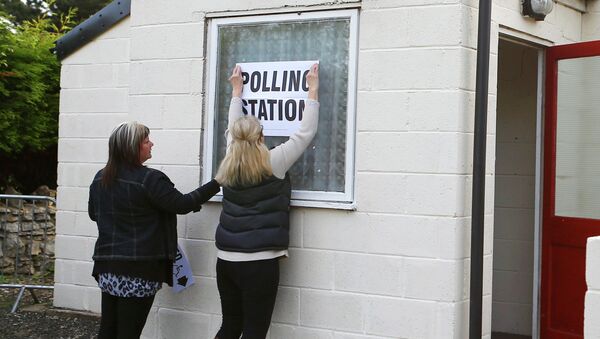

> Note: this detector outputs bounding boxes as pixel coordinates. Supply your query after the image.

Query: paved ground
[0,283,99,339]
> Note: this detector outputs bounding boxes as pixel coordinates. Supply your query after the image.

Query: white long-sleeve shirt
[217,97,320,262]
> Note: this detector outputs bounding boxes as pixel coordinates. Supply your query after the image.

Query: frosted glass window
[554,56,600,219]
[206,11,357,205]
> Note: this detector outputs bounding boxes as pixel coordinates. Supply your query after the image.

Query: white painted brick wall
[131,23,205,60]
[586,236,600,338]
[59,113,129,139]
[334,253,403,296]
[583,0,600,41]
[54,259,96,286]
[61,64,122,89]
[269,324,332,339]
[157,308,212,339]
[143,130,201,166]
[356,173,473,216]
[356,91,475,133]
[365,296,438,338]
[129,59,203,95]
[359,5,464,48]
[55,211,97,237]
[356,132,473,174]
[130,94,203,130]
[55,17,132,313]
[61,39,130,65]
[280,249,335,289]
[302,211,470,259]
[59,88,128,113]
[358,48,474,91]
[57,163,104,188]
[492,1,582,44]
[54,235,96,260]
[53,283,101,312]
[54,1,592,338]
[300,290,364,332]
[57,139,107,164]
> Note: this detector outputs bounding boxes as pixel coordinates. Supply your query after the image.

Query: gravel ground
[0,282,99,339]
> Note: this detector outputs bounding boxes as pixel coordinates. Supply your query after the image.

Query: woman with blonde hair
[214,64,319,339]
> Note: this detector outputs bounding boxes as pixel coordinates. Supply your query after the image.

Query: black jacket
[216,175,291,252]
[88,166,219,261]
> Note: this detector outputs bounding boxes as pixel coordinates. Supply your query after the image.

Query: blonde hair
[215,115,272,187]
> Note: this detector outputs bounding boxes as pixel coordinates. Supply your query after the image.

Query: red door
[541,40,600,338]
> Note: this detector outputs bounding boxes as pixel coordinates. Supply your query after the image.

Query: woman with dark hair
[88,122,220,338]
[213,63,319,339]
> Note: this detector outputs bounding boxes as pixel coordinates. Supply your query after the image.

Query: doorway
[491,38,541,339]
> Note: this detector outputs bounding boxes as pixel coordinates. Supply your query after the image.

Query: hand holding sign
[233,61,319,137]
[229,65,243,98]
[306,63,319,101]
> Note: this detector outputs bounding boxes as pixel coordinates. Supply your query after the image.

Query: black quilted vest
[216,175,291,252]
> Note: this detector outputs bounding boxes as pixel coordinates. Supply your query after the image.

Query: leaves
[0,2,109,191]
[0,12,74,154]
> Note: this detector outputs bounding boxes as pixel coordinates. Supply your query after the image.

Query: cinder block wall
[127,1,477,338]
[55,1,478,338]
[585,236,600,338]
[54,17,131,312]
[492,0,585,44]
[583,0,600,41]
[54,1,589,339]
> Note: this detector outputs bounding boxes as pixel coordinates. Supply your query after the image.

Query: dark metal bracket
[52,0,131,60]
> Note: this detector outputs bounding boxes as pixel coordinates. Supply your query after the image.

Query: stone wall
[0,201,56,276]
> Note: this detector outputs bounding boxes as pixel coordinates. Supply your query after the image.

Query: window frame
[204,9,358,208]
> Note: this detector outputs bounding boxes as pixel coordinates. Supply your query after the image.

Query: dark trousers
[216,258,280,339]
[98,292,155,339]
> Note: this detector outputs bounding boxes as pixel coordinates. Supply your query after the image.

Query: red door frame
[541,40,600,338]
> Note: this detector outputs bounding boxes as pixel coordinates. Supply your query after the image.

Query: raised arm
[226,65,244,148]
[270,63,320,178]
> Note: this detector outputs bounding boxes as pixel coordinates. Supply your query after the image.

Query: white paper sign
[238,60,318,137]
[172,244,195,293]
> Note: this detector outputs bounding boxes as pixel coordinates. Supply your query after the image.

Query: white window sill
[206,194,356,211]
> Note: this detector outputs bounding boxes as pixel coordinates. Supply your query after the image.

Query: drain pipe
[469,1,493,338]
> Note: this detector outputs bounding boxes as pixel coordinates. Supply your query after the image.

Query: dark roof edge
[53,0,131,60]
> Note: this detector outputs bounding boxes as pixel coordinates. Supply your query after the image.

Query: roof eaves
[53,0,131,60]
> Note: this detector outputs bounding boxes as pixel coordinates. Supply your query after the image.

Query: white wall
[493,0,584,44]
[54,0,592,338]
[584,0,600,41]
[54,17,131,313]
[56,1,476,337]
[585,236,600,338]
[129,1,476,338]
[492,40,538,336]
